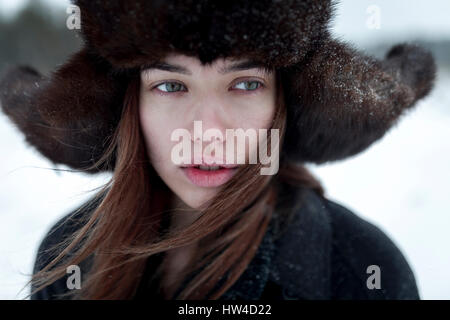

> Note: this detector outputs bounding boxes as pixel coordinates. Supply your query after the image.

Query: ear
[282,40,436,164]
[0,48,128,173]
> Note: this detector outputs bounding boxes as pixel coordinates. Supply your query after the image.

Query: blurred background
[0,0,449,299]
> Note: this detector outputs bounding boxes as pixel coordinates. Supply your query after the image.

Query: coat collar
[219,187,333,300]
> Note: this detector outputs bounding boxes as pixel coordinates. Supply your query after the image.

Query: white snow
[0,115,111,299]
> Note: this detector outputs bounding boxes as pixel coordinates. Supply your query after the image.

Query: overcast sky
[1,0,450,42]
[332,0,450,43]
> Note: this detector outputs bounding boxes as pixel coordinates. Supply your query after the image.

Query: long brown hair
[26,68,325,299]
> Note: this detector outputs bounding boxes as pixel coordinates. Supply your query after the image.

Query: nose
[188,96,230,143]
[188,96,231,163]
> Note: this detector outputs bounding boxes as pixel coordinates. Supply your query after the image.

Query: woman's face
[139,53,277,209]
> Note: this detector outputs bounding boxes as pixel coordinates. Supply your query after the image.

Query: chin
[177,187,219,210]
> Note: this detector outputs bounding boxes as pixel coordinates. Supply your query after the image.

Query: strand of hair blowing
[27,70,322,300]
[26,77,170,299]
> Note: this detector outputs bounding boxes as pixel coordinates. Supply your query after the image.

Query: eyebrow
[141,59,273,76]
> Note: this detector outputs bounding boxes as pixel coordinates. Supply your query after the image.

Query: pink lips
[181,165,239,187]
[181,163,239,169]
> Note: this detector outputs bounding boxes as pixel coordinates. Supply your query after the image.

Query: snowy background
[0,0,449,299]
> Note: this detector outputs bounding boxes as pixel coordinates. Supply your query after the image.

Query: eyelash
[150,79,265,96]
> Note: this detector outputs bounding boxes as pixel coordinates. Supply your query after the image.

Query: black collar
[219,187,333,300]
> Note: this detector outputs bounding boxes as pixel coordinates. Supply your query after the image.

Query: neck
[168,194,202,232]
[159,194,202,298]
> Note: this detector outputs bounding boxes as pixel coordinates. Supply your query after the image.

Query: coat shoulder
[322,197,420,299]
[267,186,419,300]
[30,194,101,299]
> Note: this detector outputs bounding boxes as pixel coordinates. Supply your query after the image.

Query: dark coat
[31,183,419,300]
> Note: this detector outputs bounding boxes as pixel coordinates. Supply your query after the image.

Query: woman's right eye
[154,82,187,94]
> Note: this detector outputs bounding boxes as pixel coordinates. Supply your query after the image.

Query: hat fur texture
[0,0,436,173]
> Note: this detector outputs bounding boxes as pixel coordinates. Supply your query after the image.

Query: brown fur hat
[0,0,436,173]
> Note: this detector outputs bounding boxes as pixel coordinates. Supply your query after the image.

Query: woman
[0,0,436,300]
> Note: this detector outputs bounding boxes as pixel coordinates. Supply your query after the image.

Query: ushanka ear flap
[282,40,437,164]
[0,48,127,173]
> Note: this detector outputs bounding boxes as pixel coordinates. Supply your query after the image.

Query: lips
[181,164,240,169]
[181,166,239,187]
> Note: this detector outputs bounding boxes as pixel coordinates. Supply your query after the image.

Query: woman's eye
[154,82,187,93]
[151,80,264,95]
[233,80,263,91]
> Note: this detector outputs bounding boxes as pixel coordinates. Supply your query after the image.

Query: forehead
[141,53,274,76]
[166,53,229,66]
[165,53,243,68]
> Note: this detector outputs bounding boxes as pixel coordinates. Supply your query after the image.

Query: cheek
[258,100,276,129]
[139,101,172,166]
[138,97,217,209]
[231,94,276,130]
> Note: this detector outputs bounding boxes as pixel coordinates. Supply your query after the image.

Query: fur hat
[0,0,436,174]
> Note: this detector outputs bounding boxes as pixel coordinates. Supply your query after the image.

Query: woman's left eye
[149,79,264,96]
[232,80,264,91]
